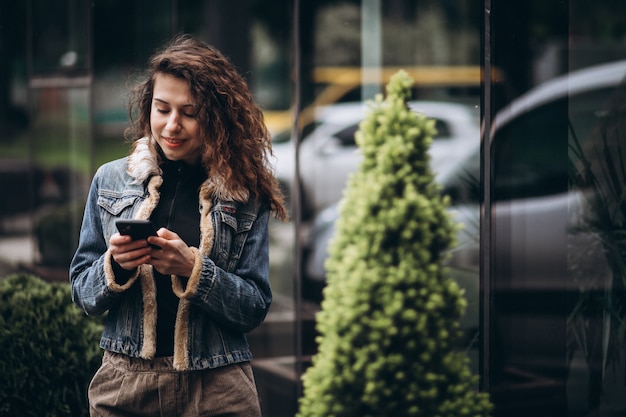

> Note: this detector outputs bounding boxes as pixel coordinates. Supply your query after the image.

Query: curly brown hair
[128,34,287,220]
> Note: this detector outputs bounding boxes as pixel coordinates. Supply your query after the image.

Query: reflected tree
[568,77,626,414]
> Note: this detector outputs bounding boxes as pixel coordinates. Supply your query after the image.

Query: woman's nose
[166,112,182,131]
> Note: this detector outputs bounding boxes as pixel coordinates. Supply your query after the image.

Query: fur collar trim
[126,137,249,202]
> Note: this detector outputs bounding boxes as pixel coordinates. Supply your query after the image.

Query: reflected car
[270,100,480,219]
[301,59,626,296]
[484,60,626,415]
[298,59,626,414]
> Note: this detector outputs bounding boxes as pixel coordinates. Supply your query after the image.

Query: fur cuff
[172,247,202,298]
[104,250,140,292]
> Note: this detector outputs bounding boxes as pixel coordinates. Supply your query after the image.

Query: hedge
[0,273,102,417]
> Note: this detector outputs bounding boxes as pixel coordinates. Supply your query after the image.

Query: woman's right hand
[109,233,154,270]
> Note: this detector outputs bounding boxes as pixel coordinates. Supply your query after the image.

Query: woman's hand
[109,233,153,270]
[147,228,196,277]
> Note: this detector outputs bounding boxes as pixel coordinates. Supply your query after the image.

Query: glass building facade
[1,1,625,416]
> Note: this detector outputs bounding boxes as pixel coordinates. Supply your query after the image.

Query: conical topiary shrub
[297,71,492,417]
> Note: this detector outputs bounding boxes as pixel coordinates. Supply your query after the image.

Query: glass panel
[0,0,92,278]
[175,2,299,414]
[566,70,626,415]
[0,1,30,272]
[487,1,626,415]
[31,0,89,74]
[3,1,300,416]
[297,0,482,220]
[0,85,91,278]
[293,0,483,374]
[29,86,91,276]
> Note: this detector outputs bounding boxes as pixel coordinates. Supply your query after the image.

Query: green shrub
[0,273,102,417]
[297,71,492,417]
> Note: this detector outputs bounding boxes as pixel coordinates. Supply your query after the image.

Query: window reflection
[31,0,89,74]
[291,2,484,389]
[31,86,90,272]
[489,60,626,416]
[567,69,626,416]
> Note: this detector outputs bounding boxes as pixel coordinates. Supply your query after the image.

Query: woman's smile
[162,136,186,147]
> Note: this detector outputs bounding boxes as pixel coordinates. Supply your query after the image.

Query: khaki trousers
[88,351,262,417]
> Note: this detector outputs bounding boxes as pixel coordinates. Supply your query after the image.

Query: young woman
[70,35,287,416]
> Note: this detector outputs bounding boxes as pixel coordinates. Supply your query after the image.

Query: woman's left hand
[147,228,196,277]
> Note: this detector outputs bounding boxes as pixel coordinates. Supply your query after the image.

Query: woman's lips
[163,137,185,148]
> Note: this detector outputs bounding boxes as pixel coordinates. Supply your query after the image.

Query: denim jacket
[70,137,272,371]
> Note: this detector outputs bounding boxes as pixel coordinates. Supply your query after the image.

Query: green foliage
[297,71,492,417]
[0,273,102,417]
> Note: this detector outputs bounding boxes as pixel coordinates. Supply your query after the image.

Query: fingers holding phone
[111,220,158,270]
[146,228,196,277]
[112,220,195,276]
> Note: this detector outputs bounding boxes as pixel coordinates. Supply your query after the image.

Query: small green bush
[0,273,102,417]
[297,71,492,417]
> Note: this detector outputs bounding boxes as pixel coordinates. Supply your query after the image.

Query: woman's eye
[182,108,197,118]
[156,108,169,114]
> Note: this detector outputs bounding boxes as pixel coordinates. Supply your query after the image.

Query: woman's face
[150,73,204,165]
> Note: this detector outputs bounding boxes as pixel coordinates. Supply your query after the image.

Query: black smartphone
[115,219,160,248]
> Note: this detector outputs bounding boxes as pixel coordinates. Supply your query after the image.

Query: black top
[150,156,207,357]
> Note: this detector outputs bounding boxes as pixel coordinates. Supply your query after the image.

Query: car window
[333,117,451,148]
[272,120,322,144]
[434,119,451,138]
[441,86,620,206]
[492,87,617,202]
[334,123,360,146]
[493,99,569,201]
[272,129,292,144]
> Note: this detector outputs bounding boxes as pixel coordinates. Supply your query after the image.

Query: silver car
[271,100,480,219]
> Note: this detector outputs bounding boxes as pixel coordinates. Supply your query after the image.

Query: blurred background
[1,1,625,416]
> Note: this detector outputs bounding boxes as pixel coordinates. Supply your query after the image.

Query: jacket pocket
[97,188,144,216]
[213,206,255,270]
[97,189,145,240]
